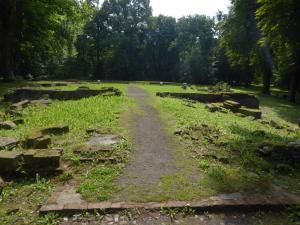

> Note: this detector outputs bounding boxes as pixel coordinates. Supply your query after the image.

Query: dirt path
[117,85,177,191]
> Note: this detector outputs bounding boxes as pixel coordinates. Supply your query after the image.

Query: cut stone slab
[223,100,241,112]
[41,125,69,135]
[10,100,30,110]
[0,176,5,194]
[0,137,19,150]
[23,149,61,172]
[5,109,22,116]
[205,103,222,112]
[74,145,114,156]
[24,131,51,149]
[30,99,52,106]
[238,107,262,119]
[40,191,300,215]
[258,140,300,163]
[0,151,22,173]
[86,127,113,135]
[270,120,284,129]
[13,118,24,125]
[4,87,122,103]
[87,134,121,147]
[79,156,118,163]
[0,121,17,130]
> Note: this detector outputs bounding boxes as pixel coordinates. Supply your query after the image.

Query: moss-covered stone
[23,149,61,173]
[0,137,19,150]
[223,100,241,112]
[238,107,262,119]
[0,121,17,130]
[23,130,51,149]
[40,125,69,135]
[0,151,22,173]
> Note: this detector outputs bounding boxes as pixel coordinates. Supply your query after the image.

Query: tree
[0,0,83,80]
[218,0,274,91]
[145,15,179,81]
[257,0,300,102]
[175,15,216,83]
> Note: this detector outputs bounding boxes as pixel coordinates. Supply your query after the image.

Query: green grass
[136,84,300,200]
[77,165,123,201]
[0,178,57,225]
[1,81,300,217]
[0,81,131,223]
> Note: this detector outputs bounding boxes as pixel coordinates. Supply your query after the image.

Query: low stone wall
[156,92,259,109]
[4,87,122,103]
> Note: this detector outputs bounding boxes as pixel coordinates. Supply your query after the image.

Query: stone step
[39,192,300,215]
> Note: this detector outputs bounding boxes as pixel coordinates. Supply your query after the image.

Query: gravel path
[117,85,177,187]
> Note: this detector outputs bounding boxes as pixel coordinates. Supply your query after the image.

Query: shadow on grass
[233,85,300,125]
[258,94,300,124]
[202,123,299,195]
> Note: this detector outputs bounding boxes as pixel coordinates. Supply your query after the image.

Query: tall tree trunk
[289,54,300,103]
[261,44,275,95]
[0,0,16,81]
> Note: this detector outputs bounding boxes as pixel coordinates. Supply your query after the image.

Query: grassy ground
[0,81,300,224]
[0,81,131,224]
[135,84,300,200]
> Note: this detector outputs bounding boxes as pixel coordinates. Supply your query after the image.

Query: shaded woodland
[0,0,299,102]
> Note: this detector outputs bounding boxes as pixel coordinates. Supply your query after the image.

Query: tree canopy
[0,0,299,101]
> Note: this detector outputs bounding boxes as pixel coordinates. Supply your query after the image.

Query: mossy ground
[0,81,299,224]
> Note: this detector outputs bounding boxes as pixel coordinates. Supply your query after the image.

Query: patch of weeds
[0,178,54,224]
[57,171,73,183]
[161,207,179,221]
[286,205,300,224]
[32,213,59,225]
[77,165,122,201]
[120,209,140,222]
[182,205,195,216]
[70,154,81,166]
[198,159,211,171]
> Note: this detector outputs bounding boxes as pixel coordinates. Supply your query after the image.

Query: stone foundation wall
[4,87,121,103]
[157,92,259,109]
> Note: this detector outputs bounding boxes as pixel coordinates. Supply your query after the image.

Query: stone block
[13,118,24,125]
[24,131,51,149]
[24,150,61,172]
[0,176,5,195]
[5,109,22,116]
[205,103,222,112]
[0,137,19,150]
[10,100,30,110]
[0,151,22,173]
[238,107,262,119]
[223,100,241,112]
[41,125,69,135]
[0,121,17,130]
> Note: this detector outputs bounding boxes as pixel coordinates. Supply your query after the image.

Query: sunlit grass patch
[0,81,131,222]
[139,84,299,199]
[77,165,123,201]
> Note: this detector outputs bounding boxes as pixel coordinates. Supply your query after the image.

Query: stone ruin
[0,125,69,177]
[3,86,122,103]
[157,92,262,119]
[73,127,121,164]
[258,140,300,163]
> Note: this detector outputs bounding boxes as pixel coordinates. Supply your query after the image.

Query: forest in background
[0,0,299,102]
